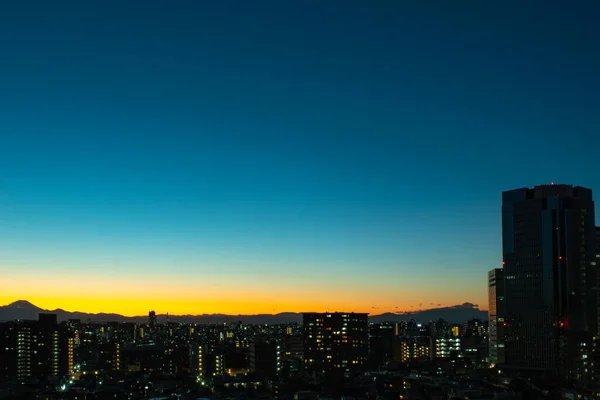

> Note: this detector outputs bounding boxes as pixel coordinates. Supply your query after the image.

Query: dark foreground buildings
[494,184,597,378]
[0,313,73,382]
[303,312,368,375]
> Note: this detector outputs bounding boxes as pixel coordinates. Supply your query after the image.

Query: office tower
[591,227,600,384]
[502,184,596,376]
[597,226,600,320]
[249,336,281,378]
[303,312,368,375]
[488,268,505,365]
[149,311,157,329]
[594,226,600,336]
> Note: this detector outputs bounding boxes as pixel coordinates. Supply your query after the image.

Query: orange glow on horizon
[0,294,487,317]
[1,270,487,316]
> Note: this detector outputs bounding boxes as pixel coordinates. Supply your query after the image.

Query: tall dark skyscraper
[501,184,596,377]
[488,268,505,365]
[594,227,600,336]
[149,311,157,329]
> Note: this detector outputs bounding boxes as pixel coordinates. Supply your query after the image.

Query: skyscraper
[594,226,600,336]
[149,311,157,329]
[501,184,596,377]
[488,268,505,365]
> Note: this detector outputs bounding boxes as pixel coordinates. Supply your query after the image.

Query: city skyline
[1,1,600,316]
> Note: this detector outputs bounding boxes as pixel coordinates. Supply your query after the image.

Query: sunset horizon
[1,1,598,332]
[0,298,487,318]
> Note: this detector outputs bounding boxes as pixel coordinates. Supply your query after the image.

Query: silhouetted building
[431,318,450,339]
[204,351,225,377]
[249,337,280,378]
[16,323,33,381]
[189,343,225,377]
[57,323,74,377]
[0,322,18,381]
[167,345,191,375]
[369,323,396,368]
[502,184,596,377]
[488,268,506,365]
[462,319,488,366]
[303,312,368,375]
[118,322,138,343]
[594,226,600,337]
[189,343,204,376]
[0,314,73,382]
[98,341,121,372]
[590,228,600,385]
[122,344,168,373]
[148,311,157,329]
[281,335,303,376]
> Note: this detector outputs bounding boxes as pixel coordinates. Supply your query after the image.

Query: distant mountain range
[0,300,487,324]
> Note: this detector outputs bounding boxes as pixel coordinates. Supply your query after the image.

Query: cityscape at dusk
[1,1,600,399]
[1,1,598,317]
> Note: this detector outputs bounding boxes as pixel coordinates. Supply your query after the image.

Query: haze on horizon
[1,1,599,316]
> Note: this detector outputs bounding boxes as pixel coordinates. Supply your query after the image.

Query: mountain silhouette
[369,303,488,324]
[7,300,39,309]
[0,300,43,321]
[0,300,487,324]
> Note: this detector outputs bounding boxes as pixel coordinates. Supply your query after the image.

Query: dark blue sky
[0,1,599,313]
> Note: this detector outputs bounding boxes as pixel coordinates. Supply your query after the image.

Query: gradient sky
[1,1,599,316]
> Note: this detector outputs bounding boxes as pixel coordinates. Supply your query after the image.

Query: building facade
[303,312,368,375]
[249,337,281,378]
[502,184,596,377]
[432,338,461,359]
[0,314,73,382]
[488,268,505,365]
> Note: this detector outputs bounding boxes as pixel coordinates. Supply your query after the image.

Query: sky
[0,1,599,316]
